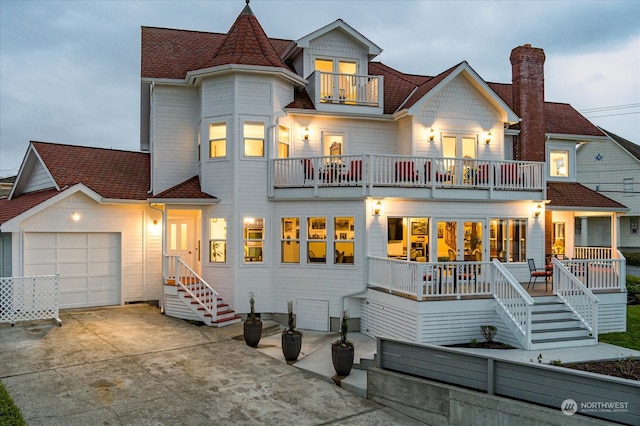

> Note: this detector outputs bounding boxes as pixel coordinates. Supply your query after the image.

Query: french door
[436,220,484,261]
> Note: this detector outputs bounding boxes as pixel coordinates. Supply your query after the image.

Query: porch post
[611,213,619,251]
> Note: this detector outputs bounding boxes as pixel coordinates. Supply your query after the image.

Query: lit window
[278,125,290,158]
[334,217,354,265]
[209,123,226,158]
[244,122,264,157]
[549,150,569,177]
[307,217,326,264]
[209,218,227,263]
[552,223,565,256]
[244,218,264,263]
[281,217,299,263]
[322,134,344,157]
[489,218,527,262]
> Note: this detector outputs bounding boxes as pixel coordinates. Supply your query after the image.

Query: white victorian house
[0,3,629,350]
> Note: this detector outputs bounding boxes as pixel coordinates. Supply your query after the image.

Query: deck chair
[527,258,551,291]
[302,158,314,183]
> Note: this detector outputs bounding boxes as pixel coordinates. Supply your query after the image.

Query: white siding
[24,160,54,192]
[304,29,368,78]
[152,85,199,194]
[202,79,234,118]
[15,192,162,304]
[596,292,627,333]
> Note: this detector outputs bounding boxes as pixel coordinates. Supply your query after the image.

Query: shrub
[627,276,640,304]
[622,251,640,266]
[480,325,497,343]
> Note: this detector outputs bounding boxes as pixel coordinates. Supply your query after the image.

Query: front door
[436,220,484,261]
[167,217,196,269]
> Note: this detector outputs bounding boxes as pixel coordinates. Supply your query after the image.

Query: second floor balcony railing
[306,71,383,109]
[272,154,545,193]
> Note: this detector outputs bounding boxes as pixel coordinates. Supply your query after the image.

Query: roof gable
[600,127,640,162]
[404,62,519,123]
[149,176,217,202]
[10,144,58,198]
[291,19,382,59]
[28,142,150,200]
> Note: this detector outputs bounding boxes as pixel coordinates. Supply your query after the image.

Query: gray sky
[1,0,639,178]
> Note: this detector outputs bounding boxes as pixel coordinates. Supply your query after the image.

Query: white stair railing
[553,258,599,338]
[491,259,534,350]
[165,255,218,323]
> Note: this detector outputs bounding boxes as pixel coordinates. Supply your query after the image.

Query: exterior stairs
[165,279,241,327]
[529,295,597,350]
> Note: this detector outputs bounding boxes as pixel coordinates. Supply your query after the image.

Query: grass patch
[0,380,27,426]
[599,304,640,351]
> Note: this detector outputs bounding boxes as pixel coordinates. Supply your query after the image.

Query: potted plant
[243,292,262,347]
[331,311,354,376]
[281,300,302,362]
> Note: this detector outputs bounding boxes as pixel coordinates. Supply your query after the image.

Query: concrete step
[531,318,581,330]
[530,310,575,321]
[531,327,590,340]
[530,336,597,350]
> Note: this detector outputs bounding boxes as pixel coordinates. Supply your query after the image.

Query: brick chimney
[510,44,546,162]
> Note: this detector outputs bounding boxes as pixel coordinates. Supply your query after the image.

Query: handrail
[491,259,534,349]
[272,155,544,192]
[553,257,598,337]
[165,255,219,323]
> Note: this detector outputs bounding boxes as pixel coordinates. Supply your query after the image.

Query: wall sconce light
[303,127,310,141]
[373,200,382,216]
[71,211,80,221]
[428,128,435,142]
[533,203,542,218]
[485,131,492,145]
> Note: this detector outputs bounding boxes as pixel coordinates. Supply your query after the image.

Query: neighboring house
[576,128,640,250]
[0,176,15,199]
[0,3,628,349]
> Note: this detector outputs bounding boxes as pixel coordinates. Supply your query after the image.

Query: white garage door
[24,233,120,309]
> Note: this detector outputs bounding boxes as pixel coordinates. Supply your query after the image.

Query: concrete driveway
[0,304,421,425]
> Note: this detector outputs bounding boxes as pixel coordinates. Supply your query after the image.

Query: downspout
[148,202,166,311]
[147,81,155,195]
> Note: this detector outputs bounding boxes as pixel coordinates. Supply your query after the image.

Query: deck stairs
[529,295,596,350]
[166,278,241,327]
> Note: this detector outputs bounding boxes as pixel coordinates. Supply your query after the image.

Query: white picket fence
[0,275,61,325]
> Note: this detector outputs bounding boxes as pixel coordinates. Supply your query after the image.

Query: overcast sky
[1,0,639,178]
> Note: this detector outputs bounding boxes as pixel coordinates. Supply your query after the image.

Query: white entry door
[167,217,196,269]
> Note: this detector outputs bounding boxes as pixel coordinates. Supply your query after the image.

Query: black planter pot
[243,321,262,347]
[281,333,302,361]
[331,344,354,376]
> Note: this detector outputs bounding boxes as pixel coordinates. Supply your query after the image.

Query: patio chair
[395,161,418,183]
[302,158,314,183]
[527,258,551,291]
[343,159,363,183]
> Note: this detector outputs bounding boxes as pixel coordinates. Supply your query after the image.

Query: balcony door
[436,220,484,262]
[315,58,357,102]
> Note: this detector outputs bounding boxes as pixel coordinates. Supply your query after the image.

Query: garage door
[24,233,120,309]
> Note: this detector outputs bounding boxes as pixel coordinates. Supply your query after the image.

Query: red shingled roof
[142,8,602,138]
[0,189,58,224]
[547,182,627,209]
[150,176,215,200]
[200,4,288,70]
[31,141,150,200]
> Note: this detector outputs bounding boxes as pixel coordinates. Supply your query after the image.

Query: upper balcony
[270,155,545,201]
[305,71,384,115]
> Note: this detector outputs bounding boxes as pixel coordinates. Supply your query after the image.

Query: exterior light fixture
[485,131,492,144]
[71,211,80,221]
[533,203,542,218]
[428,128,435,142]
[303,127,310,141]
[373,200,382,216]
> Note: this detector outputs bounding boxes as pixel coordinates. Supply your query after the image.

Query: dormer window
[550,150,569,177]
[315,58,357,103]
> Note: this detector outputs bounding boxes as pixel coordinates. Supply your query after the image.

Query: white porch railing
[316,71,381,107]
[491,259,534,350]
[560,257,625,291]
[165,255,218,323]
[368,256,491,299]
[273,155,544,192]
[574,247,613,259]
[0,275,61,325]
[553,258,599,338]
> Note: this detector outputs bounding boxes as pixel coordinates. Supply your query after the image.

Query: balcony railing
[272,155,545,192]
[306,71,383,109]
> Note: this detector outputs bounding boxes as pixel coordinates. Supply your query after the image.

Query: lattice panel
[0,275,59,324]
